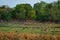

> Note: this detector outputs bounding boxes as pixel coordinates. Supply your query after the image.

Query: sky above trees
[0,0,57,7]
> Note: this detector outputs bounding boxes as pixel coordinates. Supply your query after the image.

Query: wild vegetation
[0,0,60,40]
[0,31,60,40]
[0,0,60,22]
[0,22,60,34]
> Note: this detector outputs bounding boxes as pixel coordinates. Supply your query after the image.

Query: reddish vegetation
[0,31,60,40]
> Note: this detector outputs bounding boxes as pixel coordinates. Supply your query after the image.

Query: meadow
[0,22,60,34]
[0,22,60,40]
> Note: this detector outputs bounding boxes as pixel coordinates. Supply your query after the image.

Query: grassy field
[0,22,60,34]
[0,22,60,40]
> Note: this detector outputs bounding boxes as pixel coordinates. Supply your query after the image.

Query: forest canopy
[0,0,60,22]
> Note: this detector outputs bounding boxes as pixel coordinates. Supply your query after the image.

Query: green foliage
[34,1,48,21]
[27,9,36,20]
[15,4,26,20]
[1,12,12,21]
[0,1,60,22]
[45,1,60,22]
[0,7,12,21]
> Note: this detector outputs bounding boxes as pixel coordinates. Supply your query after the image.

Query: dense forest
[0,0,60,22]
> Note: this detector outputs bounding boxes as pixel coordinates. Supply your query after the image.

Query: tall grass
[0,31,60,40]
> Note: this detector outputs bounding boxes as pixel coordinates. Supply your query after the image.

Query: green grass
[0,22,60,34]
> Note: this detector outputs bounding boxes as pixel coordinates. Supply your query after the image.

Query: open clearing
[0,22,60,34]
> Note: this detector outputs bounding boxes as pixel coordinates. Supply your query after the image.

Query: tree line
[0,0,60,22]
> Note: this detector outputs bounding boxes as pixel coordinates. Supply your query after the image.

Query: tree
[15,4,32,20]
[34,1,48,21]
[0,5,12,21]
[45,1,60,22]
[28,9,36,20]
[15,4,26,20]
[0,1,60,22]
